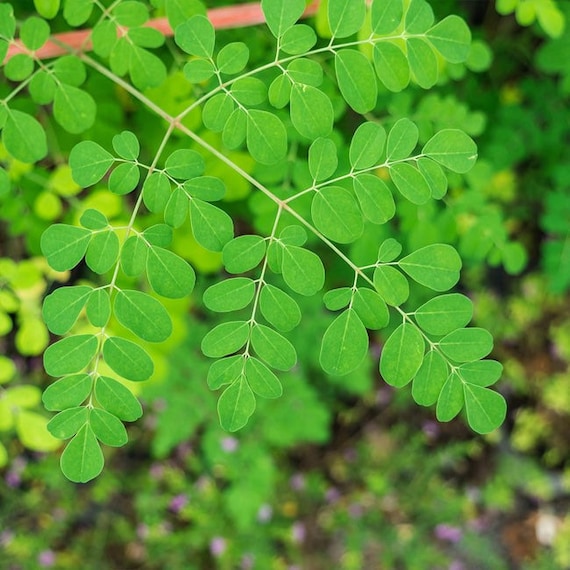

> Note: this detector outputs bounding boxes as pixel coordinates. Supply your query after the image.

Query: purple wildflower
[435,524,462,543]
[220,436,239,453]
[291,522,306,544]
[169,494,188,513]
[289,473,306,491]
[210,537,227,557]
[257,504,273,523]
[38,550,55,567]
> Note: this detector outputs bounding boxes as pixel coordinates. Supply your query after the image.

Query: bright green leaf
[320,309,368,375]
[217,42,249,74]
[373,42,410,92]
[463,384,506,434]
[175,15,215,57]
[47,406,88,439]
[353,174,395,224]
[458,360,503,388]
[290,84,333,139]
[53,85,96,134]
[223,235,267,274]
[246,109,288,165]
[386,118,419,161]
[217,377,255,431]
[85,230,119,274]
[147,246,196,298]
[251,324,296,371]
[90,408,128,446]
[261,0,305,38]
[422,129,478,174]
[426,15,471,63]
[95,376,142,422]
[44,335,98,377]
[328,0,366,38]
[60,424,103,483]
[335,49,378,113]
[245,357,282,398]
[412,349,448,406]
[42,374,93,411]
[203,278,255,312]
[121,236,147,277]
[349,122,386,170]
[86,288,111,328]
[373,265,409,306]
[436,372,464,422]
[43,286,92,335]
[190,198,234,251]
[438,328,493,362]
[371,0,403,34]
[201,321,249,358]
[399,244,461,291]
[69,141,114,187]
[380,322,425,387]
[2,110,47,163]
[282,245,325,296]
[259,284,301,332]
[352,287,389,330]
[415,293,473,336]
[103,337,154,382]
[281,24,316,55]
[407,37,438,89]
[165,149,204,180]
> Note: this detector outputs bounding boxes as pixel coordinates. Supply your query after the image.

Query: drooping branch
[4,1,320,62]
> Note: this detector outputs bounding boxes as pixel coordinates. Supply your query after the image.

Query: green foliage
[0,0,507,481]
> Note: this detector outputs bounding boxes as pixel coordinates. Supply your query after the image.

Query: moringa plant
[0,0,506,482]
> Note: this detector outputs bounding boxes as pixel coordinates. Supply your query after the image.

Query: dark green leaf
[412,349,448,406]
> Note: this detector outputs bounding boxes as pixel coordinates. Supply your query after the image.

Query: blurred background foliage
[1,0,569,568]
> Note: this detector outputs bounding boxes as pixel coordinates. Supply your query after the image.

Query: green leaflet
[405,0,434,33]
[201,321,249,358]
[184,177,225,202]
[415,293,473,336]
[349,122,386,170]
[69,141,114,187]
[109,163,140,195]
[246,109,288,165]
[43,286,92,335]
[114,290,172,343]
[94,376,143,422]
[463,384,506,434]
[380,322,425,387]
[217,42,249,75]
[268,75,292,108]
[288,58,323,86]
[165,149,205,179]
[438,328,493,362]
[207,356,244,390]
[20,17,47,48]
[458,360,503,388]
[373,265,409,306]
[202,94,234,132]
[86,289,111,328]
[121,236,147,277]
[2,109,47,163]
[422,130,478,173]
[203,278,255,312]
[223,109,247,148]
[164,188,188,228]
[147,246,196,298]
[281,25,316,55]
[250,324,297,371]
[398,244,462,291]
[262,0,305,38]
[60,424,104,483]
[217,376,255,432]
[175,15,215,58]
[412,349,448,406]
[47,406,88,439]
[33,0,60,19]
[245,357,282,399]
[353,174,395,224]
[407,38,438,89]
[320,309,368,376]
[232,77,267,106]
[189,198,234,251]
[323,287,352,311]
[259,284,301,333]
[44,335,98,377]
[53,84,96,134]
[112,131,140,161]
[80,209,108,230]
[328,0,366,38]
[222,235,267,274]
[371,0,404,34]
[426,15,471,63]
[282,245,325,296]
[335,49,378,114]
[290,84,334,139]
[184,58,215,82]
[373,42,410,92]
[85,230,120,274]
[386,118,419,161]
[352,288,389,330]
[436,372,464,422]
[143,224,173,247]
[311,186,363,244]
[417,158,448,200]
[89,408,128,447]
[103,337,154,382]
[42,374,93,411]
[308,138,338,182]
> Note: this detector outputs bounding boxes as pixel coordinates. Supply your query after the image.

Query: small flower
[257,504,273,523]
[325,487,341,503]
[422,421,440,439]
[241,553,255,569]
[291,522,306,544]
[5,471,21,488]
[289,473,306,491]
[38,550,56,567]
[149,463,164,480]
[435,524,462,543]
[348,503,363,519]
[210,537,227,557]
[136,524,149,541]
[0,530,14,547]
[220,436,239,453]
[169,494,188,513]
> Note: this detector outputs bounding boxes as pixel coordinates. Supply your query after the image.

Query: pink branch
[4,1,320,63]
